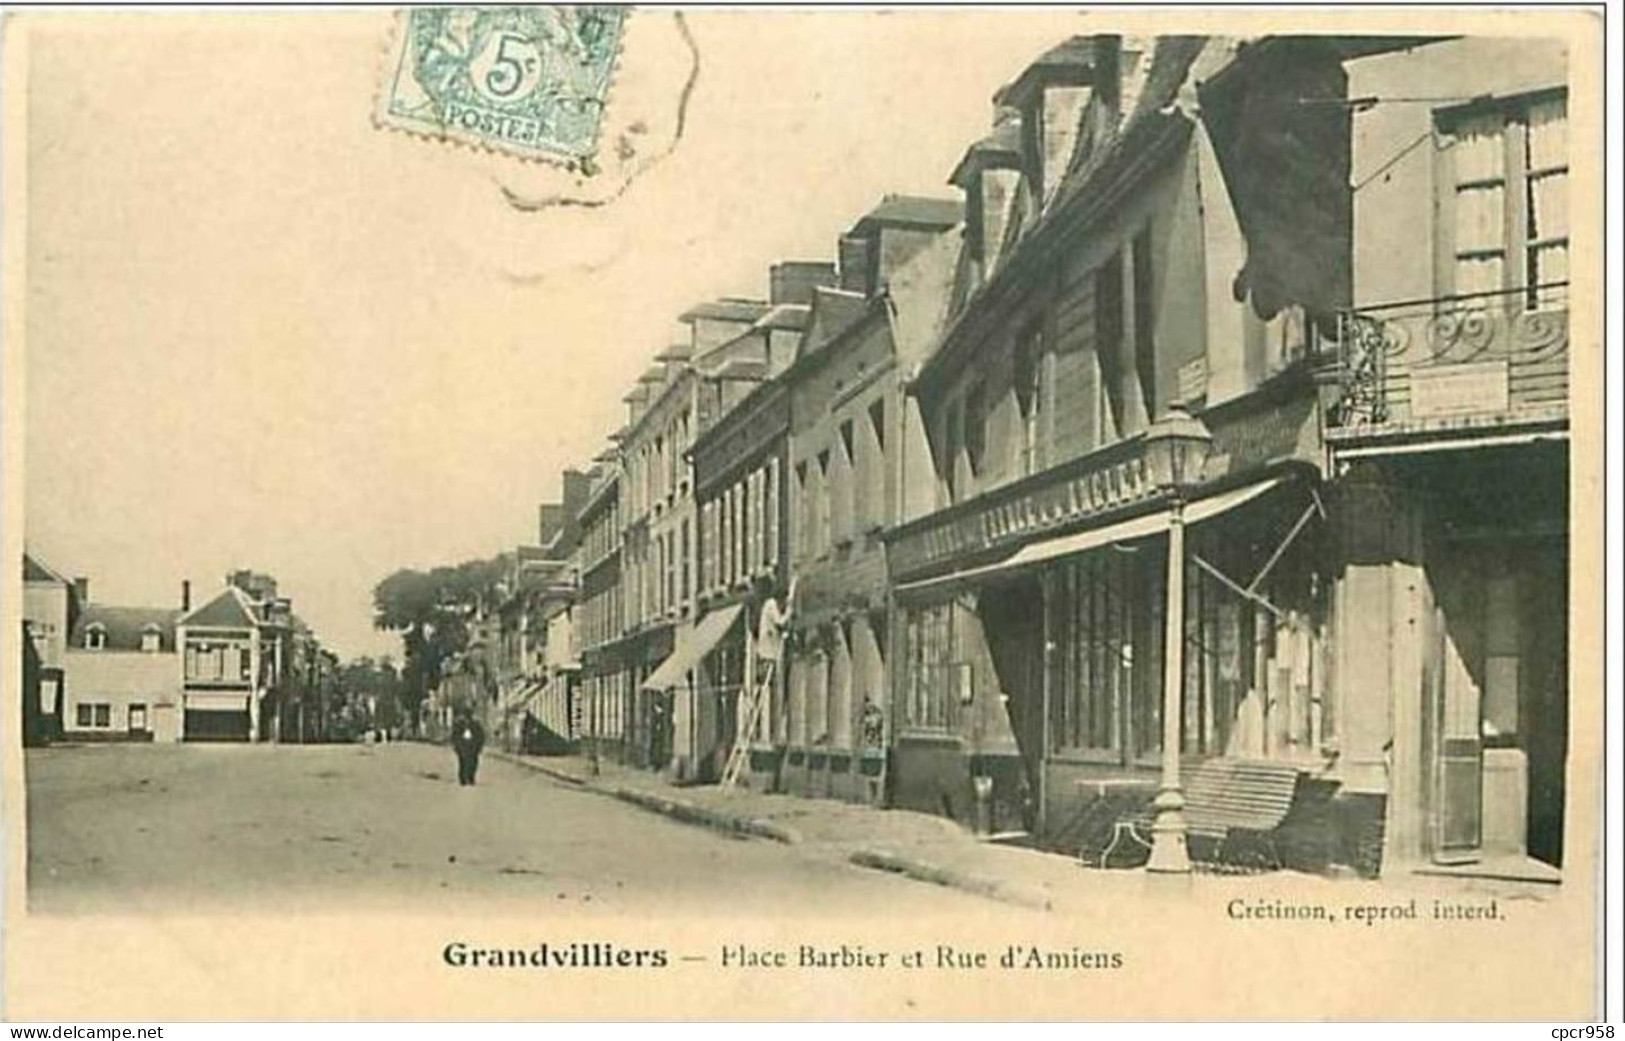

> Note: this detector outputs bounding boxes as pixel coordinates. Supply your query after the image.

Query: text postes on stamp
[376,6,627,167]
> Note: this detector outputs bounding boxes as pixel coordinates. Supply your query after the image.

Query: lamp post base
[1146,786,1192,874]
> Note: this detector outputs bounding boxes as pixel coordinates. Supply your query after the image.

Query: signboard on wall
[1409,360,1510,418]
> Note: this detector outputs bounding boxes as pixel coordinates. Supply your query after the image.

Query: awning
[640,603,744,692]
[897,476,1288,596]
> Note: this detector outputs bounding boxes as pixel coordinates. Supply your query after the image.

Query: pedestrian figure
[451,713,486,786]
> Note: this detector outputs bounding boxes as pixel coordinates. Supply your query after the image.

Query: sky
[21,9,1095,660]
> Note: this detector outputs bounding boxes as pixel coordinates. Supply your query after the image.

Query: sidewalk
[489,749,1561,914]
[490,748,1063,909]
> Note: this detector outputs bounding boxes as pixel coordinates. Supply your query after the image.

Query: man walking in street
[451,712,486,786]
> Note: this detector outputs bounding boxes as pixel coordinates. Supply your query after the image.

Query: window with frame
[839,419,858,542]
[866,398,886,529]
[816,450,832,554]
[666,531,677,610]
[1438,90,1567,310]
[141,625,162,653]
[1095,254,1128,439]
[764,457,780,568]
[84,624,107,651]
[902,600,966,731]
[732,480,745,583]
[680,518,691,605]
[1015,325,1047,475]
[963,381,987,480]
[1046,550,1162,759]
[794,461,809,559]
[942,401,964,505]
[747,468,762,574]
[1132,225,1157,416]
[719,490,731,587]
[75,702,111,728]
[701,500,715,592]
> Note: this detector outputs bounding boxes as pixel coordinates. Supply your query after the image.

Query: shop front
[1332,444,1568,877]
[640,604,744,784]
[892,463,1340,858]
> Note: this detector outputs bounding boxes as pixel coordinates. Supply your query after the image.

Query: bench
[1090,758,1304,871]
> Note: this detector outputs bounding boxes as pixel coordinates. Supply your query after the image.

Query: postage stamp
[375,6,628,167]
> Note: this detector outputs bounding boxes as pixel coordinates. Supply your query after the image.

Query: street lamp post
[1141,404,1213,875]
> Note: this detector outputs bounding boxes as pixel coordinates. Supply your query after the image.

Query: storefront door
[1432,589,1484,861]
[1426,535,1566,866]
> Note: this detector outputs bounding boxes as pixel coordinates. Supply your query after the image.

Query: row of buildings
[21,560,339,745]
[466,33,1574,880]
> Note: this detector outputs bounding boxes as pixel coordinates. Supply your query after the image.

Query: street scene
[18,18,1583,921]
[23,741,1000,917]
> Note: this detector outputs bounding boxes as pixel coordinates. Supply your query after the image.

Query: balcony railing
[885,434,1162,581]
[1325,286,1569,433]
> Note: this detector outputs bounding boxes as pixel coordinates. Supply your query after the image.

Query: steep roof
[679,299,771,324]
[751,303,812,334]
[848,195,964,234]
[916,37,1211,396]
[949,115,1023,186]
[23,551,71,585]
[886,223,966,373]
[797,287,870,363]
[993,35,1106,107]
[179,587,259,629]
[704,357,769,382]
[69,604,182,653]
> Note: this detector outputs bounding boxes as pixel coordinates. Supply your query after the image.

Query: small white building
[63,602,183,742]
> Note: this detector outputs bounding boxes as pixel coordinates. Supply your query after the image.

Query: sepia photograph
[1,5,1607,1024]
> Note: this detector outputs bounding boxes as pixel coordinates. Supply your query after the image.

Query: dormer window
[141,625,162,653]
[84,623,107,650]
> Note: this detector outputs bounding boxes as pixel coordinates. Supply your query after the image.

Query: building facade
[885,35,1357,848]
[688,261,834,789]
[781,197,963,804]
[177,571,325,743]
[64,594,184,743]
[574,463,632,763]
[1317,38,1570,877]
[631,299,775,782]
[22,551,79,743]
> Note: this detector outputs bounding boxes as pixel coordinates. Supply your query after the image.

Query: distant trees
[338,656,404,734]
[372,557,509,731]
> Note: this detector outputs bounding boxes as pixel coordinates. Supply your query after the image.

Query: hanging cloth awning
[896,475,1289,597]
[640,603,745,692]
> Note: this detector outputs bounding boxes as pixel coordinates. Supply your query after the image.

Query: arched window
[140,624,162,653]
[84,623,107,651]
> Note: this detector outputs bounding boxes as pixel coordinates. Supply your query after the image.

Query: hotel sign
[1409,361,1510,419]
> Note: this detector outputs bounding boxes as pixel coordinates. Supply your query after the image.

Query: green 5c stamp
[376,6,628,166]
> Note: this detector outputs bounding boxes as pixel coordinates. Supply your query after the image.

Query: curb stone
[848,847,1053,911]
[492,750,1054,907]
[609,786,803,846]
[489,750,589,786]
[489,752,801,844]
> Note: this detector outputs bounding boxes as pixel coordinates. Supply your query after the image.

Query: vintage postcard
[0,5,1607,1024]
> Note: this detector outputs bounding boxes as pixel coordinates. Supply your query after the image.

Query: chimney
[769,261,838,306]
[837,234,874,296]
[561,469,591,518]
[73,577,89,606]
[181,580,191,612]
[538,503,566,547]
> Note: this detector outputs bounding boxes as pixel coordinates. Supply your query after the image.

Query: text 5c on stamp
[376,6,628,167]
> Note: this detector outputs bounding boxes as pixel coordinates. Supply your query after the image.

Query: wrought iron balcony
[1324,287,1569,435]
[885,434,1164,582]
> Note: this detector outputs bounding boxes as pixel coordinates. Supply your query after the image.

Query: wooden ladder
[720,659,774,789]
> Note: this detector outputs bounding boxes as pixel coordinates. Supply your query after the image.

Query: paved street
[24,742,996,916]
